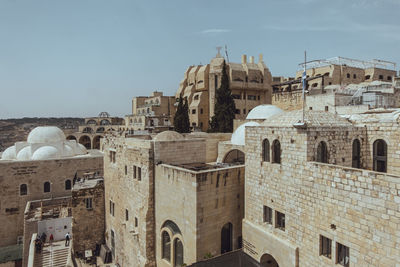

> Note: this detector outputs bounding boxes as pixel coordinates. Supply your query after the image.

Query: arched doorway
[66,135,77,141]
[79,135,91,149]
[260,253,279,267]
[92,136,102,150]
[223,150,245,164]
[221,222,233,254]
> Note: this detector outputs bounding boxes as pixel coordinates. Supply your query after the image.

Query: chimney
[259,54,264,63]
[249,56,255,64]
[242,55,247,64]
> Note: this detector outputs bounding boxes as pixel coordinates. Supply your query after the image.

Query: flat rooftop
[25,197,71,222]
[73,176,104,190]
[168,162,244,172]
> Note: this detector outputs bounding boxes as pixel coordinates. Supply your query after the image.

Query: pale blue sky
[1,0,399,118]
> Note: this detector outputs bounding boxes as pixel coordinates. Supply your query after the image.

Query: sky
[0,0,399,119]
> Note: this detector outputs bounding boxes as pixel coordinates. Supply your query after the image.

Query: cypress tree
[209,60,236,132]
[173,95,190,133]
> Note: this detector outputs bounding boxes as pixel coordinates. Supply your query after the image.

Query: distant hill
[0,117,84,152]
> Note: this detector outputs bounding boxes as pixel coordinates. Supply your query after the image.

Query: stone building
[0,126,103,264]
[102,130,244,266]
[125,91,176,133]
[273,57,396,93]
[176,52,273,131]
[65,111,125,150]
[71,175,105,258]
[242,109,400,266]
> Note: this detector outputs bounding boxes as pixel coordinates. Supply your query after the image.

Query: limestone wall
[0,155,103,248]
[272,91,302,111]
[71,180,105,256]
[155,163,244,266]
[103,137,155,267]
[243,125,400,266]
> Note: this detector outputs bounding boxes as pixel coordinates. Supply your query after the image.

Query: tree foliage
[173,95,190,133]
[209,61,236,133]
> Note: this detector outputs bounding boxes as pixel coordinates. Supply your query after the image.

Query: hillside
[0,117,84,151]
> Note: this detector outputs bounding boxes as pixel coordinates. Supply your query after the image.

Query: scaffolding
[298,56,396,71]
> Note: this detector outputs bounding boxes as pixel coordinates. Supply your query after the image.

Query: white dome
[231,122,260,146]
[76,144,87,155]
[27,126,66,144]
[154,131,184,141]
[246,105,284,120]
[63,144,75,157]
[1,146,16,160]
[32,146,60,160]
[16,146,32,161]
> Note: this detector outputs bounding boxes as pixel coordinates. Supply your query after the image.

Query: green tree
[173,95,190,133]
[209,60,236,132]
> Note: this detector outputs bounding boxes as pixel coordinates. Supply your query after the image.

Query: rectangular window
[125,209,129,221]
[275,211,285,231]
[216,174,220,188]
[133,166,137,178]
[138,167,142,181]
[192,109,196,114]
[109,151,116,163]
[263,206,272,224]
[85,198,93,210]
[243,109,246,114]
[325,106,329,111]
[336,243,350,267]
[200,108,203,114]
[135,217,138,227]
[320,235,332,259]
[124,165,127,175]
[235,109,240,114]
[247,95,257,100]
[232,94,241,99]
[109,200,115,216]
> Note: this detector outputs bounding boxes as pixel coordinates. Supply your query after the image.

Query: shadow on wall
[187,249,261,267]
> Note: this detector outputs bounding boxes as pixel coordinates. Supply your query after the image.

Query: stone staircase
[34,241,69,267]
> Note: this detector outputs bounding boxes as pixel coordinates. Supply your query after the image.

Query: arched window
[44,182,51,193]
[352,139,361,168]
[317,141,328,163]
[162,231,171,262]
[272,140,281,164]
[373,139,387,172]
[20,184,27,196]
[174,238,184,267]
[65,180,72,190]
[262,139,270,162]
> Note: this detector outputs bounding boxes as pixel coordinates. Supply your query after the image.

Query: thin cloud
[200,29,232,34]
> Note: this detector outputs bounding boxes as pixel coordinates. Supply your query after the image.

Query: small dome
[16,146,32,161]
[76,144,87,155]
[231,122,260,145]
[63,144,75,157]
[246,105,284,120]
[27,126,66,144]
[154,131,184,141]
[1,146,16,160]
[32,146,60,160]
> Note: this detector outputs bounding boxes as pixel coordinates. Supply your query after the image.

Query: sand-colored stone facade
[0,154,103,249]
[243,110,400,266]
[102,131,245,267]
[176,54,272,131]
